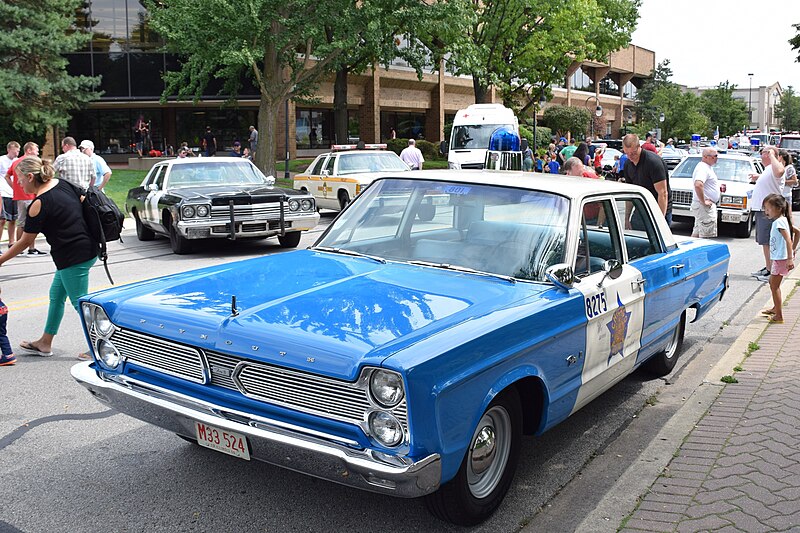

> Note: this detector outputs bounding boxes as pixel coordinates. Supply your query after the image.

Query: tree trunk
[255,95,280,179]
[473,77,489,104]
[334,68,349,145]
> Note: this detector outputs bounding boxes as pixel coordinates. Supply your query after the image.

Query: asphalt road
[0,214,770,533]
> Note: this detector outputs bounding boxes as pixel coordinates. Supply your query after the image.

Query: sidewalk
[619,275,800,532]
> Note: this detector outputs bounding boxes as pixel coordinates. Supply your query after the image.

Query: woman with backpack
[0,156,97,360]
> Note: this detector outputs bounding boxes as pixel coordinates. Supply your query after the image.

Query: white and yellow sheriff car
[293,144,411,211]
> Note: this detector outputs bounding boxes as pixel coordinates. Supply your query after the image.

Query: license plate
[194,422,250,460]
[721,213,740,223]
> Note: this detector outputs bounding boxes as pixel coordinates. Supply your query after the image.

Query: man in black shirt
[622,134,672,225]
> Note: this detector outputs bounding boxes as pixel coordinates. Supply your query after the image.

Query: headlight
[721,195,744,206]
[181,205,196,218]
[94,306,115,337]
[368,411,404,447]
[96,338,122,368]
[288,199,300,211]
[369,370,404,408]
[300,199,314,211]
[81,303,94,327]
[195,205,210,217]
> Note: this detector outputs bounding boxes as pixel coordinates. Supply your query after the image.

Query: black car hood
[169,185,304,203]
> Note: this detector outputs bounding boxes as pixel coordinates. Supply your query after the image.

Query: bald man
[691,148,720,238]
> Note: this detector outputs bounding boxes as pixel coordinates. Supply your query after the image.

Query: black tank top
[24,180,97,270]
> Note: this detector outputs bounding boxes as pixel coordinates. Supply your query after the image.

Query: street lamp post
[748,73,754,130]
[533,92,546,152]
[585,95,602,138]
[659,112,665,141]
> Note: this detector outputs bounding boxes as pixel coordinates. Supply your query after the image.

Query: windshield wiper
[312,246,386,264]
[407,260,516,284]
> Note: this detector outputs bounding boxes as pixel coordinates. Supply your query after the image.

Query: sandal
[767,317,784,324]
[77,353,92,361]
[19,341,53,357]
[761,309,776,316]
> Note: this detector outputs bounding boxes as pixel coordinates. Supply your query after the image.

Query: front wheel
[169,223,193,254]
[338,190,351,211]
[277,231,302,248]
[644,312,685,376]
[734,213,754,238]
[424,389,522,526]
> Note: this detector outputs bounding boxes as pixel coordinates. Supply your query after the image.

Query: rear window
[672,157,753,183]
[780,137,800,151]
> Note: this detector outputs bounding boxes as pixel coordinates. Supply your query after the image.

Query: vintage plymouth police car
[293,144,411,211]
[126,157,319,253]
[73,171,729,525]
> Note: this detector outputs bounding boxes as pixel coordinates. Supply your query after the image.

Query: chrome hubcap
[466,405,512,499]
[471,426,497,475]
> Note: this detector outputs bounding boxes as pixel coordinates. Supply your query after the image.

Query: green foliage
[733,365,743,372]
[720,375,738,384]
[790,23,800,62]
[542,106,591,138]
[776,86,800,131]
[444,0,639,109]
[700,82,749,137]
[519,124,552,150]
[635,63,710,141]
[0,0,100,137]
[387,139,444,161]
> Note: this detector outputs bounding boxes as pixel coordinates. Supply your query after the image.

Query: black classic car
[126,157,320,254]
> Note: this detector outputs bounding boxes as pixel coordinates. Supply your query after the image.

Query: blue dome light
[488,127,521,152]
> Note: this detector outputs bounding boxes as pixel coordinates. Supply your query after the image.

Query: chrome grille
[93,328,206,383]
[210,203,282,222]
[671,190,693,206]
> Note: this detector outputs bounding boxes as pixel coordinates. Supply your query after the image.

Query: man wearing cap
[229,141,243,157]
[54,136,94,189]
[79,140,112,190]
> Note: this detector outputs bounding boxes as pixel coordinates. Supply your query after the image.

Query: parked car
[669,152,764,237]
[660,145,687,171]
[126,157,319,254]
[293,145,411,211]
[74,170,730,526]
[779,134,800,161]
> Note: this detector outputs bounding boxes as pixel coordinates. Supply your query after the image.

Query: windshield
[781,138,800,151]
[166,161,271,188]
[315,178,569,282]
[451,124,516,150]
[672,157,754,183]
[337,152,411,175]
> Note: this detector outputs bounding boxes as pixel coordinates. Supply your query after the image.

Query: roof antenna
[231,295,239,317]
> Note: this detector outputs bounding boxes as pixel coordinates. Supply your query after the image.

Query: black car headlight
[195,205,210,217]
[181,205,196,219]
[301,199,314,211]
[288,199,300,211]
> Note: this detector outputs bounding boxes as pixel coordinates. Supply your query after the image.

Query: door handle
[671,264,685,275]
[631,278,646,292]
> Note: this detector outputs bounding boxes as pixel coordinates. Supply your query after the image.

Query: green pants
[44,257,97,336]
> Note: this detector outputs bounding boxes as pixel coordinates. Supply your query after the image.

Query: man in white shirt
[0,141,19,248]
[691,148,720,238]
[750,146,786,280]
[79,140,112,189]
[400,139,424,170]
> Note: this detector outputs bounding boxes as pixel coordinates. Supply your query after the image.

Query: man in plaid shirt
[53,136,94,190]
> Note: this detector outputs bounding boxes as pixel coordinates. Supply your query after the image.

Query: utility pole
[748,73,754,130]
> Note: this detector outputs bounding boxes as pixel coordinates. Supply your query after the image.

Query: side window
[154,166,167,189]
[614,197,663,261]
[576,199,622,276]
[144,166,162,187]
[309,155,327,175]
[325,155,336,175]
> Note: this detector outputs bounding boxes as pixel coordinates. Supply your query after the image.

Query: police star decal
[606,294,631,363]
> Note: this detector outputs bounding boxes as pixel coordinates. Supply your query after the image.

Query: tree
[790,23,800,62]
[147,0,365,177]
[776,86,800,131]
[0,0,100,138]
[541,105,591,139]
[648,84,709,141]
[445,0,639,108]
[699,82,749,137]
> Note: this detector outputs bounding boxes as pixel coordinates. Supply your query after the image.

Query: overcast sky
[631,0,800,90]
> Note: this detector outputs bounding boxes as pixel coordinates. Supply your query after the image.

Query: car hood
[87,250,546,380]
[669,176,753,196]
[167,185,305,202]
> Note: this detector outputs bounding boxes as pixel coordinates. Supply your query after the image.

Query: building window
[599,76,619,97]
[296,109,334,149]
[623,80,637,99]
[570,68,593,92]
[381,111,426,140]
[130,53,165,97]
[176,109,258,151]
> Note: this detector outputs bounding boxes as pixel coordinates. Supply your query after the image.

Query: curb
[575,270,800,532]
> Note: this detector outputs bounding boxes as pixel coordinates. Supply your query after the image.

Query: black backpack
[82,186,124,284]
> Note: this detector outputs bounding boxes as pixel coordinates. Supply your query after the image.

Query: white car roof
[166,157,254,166]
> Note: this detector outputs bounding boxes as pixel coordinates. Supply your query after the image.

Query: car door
[571,198,645,413]
[613,195,686,365]
[144,165,167,231]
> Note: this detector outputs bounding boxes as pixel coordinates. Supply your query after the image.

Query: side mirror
[439,140,449,156]
[597,259,623,288]
[320,169,330,177]
[147,183,159,191]
[265,174,276,186]
[545,263,575,291]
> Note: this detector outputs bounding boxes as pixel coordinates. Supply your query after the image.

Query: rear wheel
[169,222,193,254]
[134,211,155,241]
[338,190,351,211]
[277,231,302,248]
[424,389,522,526]
[735,213,754,238]
[645,312,685,376]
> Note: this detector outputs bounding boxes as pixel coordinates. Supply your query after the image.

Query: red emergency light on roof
[331,143,387,151]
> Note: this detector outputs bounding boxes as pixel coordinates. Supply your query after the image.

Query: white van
[446,104,519,170]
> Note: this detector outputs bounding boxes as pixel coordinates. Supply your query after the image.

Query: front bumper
[176,212,320,240]
[671,204,749,224]
[70,362,440,498]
